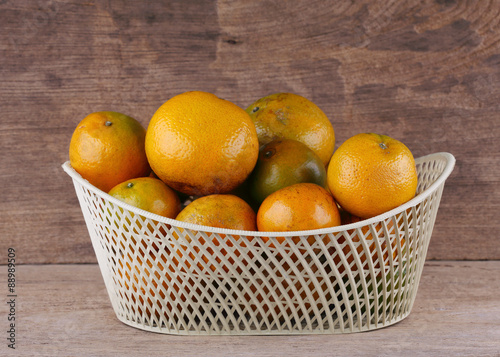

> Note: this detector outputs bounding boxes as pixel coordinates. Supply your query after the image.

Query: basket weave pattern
[63,152,455,335]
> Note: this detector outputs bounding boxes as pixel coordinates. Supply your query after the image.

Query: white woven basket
[63,152,455,335]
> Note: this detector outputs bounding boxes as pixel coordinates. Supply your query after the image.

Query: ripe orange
[327,133,418,219]
[145,91,259,196]
[108,177,181,219]
[245,93,335,166]
[248,139,327,203]
[175,194,257,273]
[250,183,340,318]
[176,194,256,231]
[69,111,150,192]
[257,183,340,235]
[108,177,181,274]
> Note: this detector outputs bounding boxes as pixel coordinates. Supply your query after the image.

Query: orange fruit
[250,183,340,318]
[145,91,259,196]
[246,93,335,166]
[108,178,181,278]
[175,194,257,273]
[248,139,327,203]
[108,177,181,219]
[176,194,256,231]
[327,133,418,219]
[69,111,150,192]
[257,183,340,235]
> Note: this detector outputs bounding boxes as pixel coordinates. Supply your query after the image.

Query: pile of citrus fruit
[69,91,418,234]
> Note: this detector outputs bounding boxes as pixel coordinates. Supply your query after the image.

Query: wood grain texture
[0,262,499,356]
[0,0,499,263]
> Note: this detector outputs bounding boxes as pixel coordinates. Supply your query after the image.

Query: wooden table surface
[0,261,498,357]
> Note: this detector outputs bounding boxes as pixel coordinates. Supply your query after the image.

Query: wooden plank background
[1,0,499,264]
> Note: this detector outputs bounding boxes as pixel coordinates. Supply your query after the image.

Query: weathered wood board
[1,0,499,263]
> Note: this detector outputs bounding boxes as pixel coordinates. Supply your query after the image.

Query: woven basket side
[63,152,455,335]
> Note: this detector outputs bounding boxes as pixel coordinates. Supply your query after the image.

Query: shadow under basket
[62,152,455,335]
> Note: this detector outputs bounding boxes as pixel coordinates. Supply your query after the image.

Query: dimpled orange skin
[69,111,150,192]
[145,91,259,196]
[257,183,341,237]
[327,133,418,219]
[108,177,181,219]
[246,93,335,166]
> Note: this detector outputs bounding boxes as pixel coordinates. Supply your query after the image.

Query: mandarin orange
[257,183,340,235]
[246,93,335,166]
[145,91,259,196]
[248,139,327,204]
[176,194,256,231]
[327,133,418,219]
[175,194,257,273]
[108,177,181,219]
[69,111,150,192]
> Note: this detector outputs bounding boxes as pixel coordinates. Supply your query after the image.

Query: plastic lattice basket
[63,152,455,335]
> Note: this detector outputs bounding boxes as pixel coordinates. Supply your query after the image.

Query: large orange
[327,133,418,219]
[175,194,257,274]
[145,91,259,196]
[69,111,150,192]
[245,93,335,166]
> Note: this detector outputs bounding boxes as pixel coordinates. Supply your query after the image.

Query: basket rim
[62,152,455,237]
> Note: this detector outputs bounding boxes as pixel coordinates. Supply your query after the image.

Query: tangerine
[108,177,181,267]
[257,183,340,236]
[69,111,150,192]
[145,91,259,196]
[108,177,181,219]
[251,183,340,318]
[176,194,256,231]
[175,194,257,273]
[327,133,418,219]
[248,139,327,204]
[246,93,335,166]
